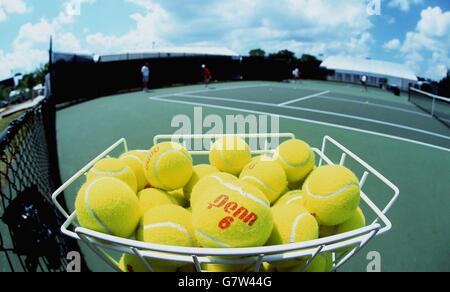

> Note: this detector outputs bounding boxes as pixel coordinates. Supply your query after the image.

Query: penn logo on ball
[207,194,259,229]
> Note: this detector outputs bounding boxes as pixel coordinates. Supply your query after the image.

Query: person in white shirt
[141,63,150,92]
[360,74,368,92]
[292,67,300,83]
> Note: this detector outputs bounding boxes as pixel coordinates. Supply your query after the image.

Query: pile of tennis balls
[75,136,366,273]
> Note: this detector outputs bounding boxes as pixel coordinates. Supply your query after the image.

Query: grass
[0,111,25,133]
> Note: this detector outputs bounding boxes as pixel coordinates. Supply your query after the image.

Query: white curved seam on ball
[90,167,129,176]
[144,222,194,245]
[153,148,179,189]
[305,182,360,199]
[195,229,232,248]
[290,213,310,243]
[286,196,303,205]
[276,150,312,168]
[121,154,144,165]
[84,178,113,235]
[240,176,276,195]
[221,181,270,208]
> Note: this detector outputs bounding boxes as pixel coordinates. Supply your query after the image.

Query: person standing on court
[202,64,212,88]
[360,74,368,92]
[141,62,150,92]
[292,67,301,84]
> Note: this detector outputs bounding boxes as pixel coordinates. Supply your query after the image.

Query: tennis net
[409,87,450,127]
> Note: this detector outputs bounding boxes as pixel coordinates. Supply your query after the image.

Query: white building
[322,56,417,90]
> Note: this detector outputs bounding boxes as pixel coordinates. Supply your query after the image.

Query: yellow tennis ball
[280,253,333,273]
[138,188,178,214]
[190,172,238,209]
[202,258,254,273]
[239,160,288,204]
[119,254,176,273]
[192,180,273,248]
[209,136,252,176]
[336,207,366,234]
[267,204,318,269]
[75,177,141,238]
[267,204,319,246]
[319,225,337,238]
[140,205,197,268]
[144,142,193,191]
[274,190,305,207]
[303,165,361,226]
[168,189,188,207]
[335,207,366,253]
[184,164,219,200]
[86,158,138,193]
[274,139,315,184]
[120,150,148,191]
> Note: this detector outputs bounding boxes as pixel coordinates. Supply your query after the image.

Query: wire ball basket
[52,133,399,272]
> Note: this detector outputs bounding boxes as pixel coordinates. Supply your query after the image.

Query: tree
[438,69,450,98]
[269,50,296,62]
[297,54,328,80]
[0,85,11,102]
[249,49,266,57]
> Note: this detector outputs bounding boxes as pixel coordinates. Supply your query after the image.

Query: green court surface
[56,80,450,272]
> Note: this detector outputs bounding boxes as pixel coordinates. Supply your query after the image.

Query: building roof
[99,47,240,62]
[322,56,417,81]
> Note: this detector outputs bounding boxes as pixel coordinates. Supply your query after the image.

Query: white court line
[150,96,450,153]
[318,95,431,118]
[278,90,330,106]
[147,83,269,100]
[175,93,450,141]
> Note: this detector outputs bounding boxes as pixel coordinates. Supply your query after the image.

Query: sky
[0,0,449,81]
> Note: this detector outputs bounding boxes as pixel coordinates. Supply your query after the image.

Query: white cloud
[390,6,450,80]
[388,0,423,12]
[93,0,373,59]
[383,39,401,50]
[0,0,94,79]
[0,0,29,22]
[417,6,450,37]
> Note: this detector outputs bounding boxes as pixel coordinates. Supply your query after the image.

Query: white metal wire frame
[52,134,399,272]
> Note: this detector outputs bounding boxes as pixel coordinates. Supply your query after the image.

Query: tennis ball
[190,172,238,209]
[274,190,305,207]
[120,150,148,191]
[209,136,252,176]
[140,205,197,268]
[274,139,315,184]
[119,254,176,273]
[280,253,333,273]
[169,189,188,207]
[192,180,273,248]
[319,225,337,238]
[144,142,193,191]
[75,177,141,238]
[239,160,288,204]
[138,188,177,214]
[336,207,366,234]
[203,259,254,273]
[267,204,318,269]
[335,207,366,253]
[303,165,361,226]
[267,204,319,246]
[86,158,138,193]
[184,164,219,200]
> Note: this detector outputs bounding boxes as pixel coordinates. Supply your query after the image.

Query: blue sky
[0,0,449,81]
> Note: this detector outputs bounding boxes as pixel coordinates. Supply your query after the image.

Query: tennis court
[57,80,450,272]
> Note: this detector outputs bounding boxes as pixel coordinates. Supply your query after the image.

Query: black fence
[51,52,292,105]
[0,97,86,272]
